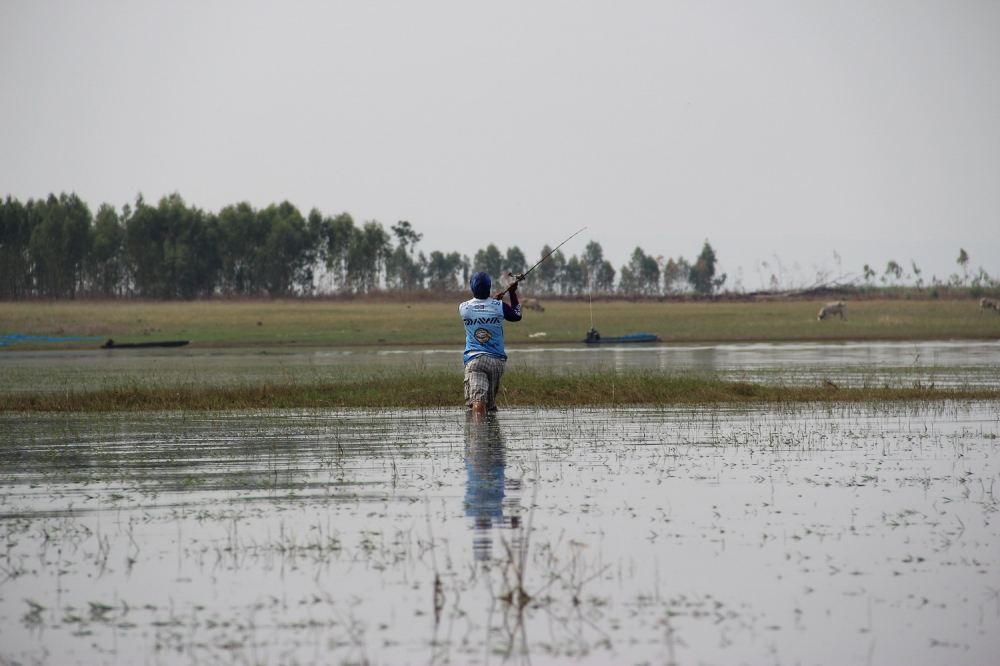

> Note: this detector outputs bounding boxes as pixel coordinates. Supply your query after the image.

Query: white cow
[817,301,847,321]
[980,297,1000,314]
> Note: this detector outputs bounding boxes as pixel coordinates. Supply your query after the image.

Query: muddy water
[3,340,1000,392]
[1,405,998,665]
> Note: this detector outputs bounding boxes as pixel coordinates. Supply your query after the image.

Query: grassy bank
[2,298,999,350]
[3,370,997,412]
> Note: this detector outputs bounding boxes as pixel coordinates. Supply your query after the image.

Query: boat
[583,328,660,344]
[101,339,190,349]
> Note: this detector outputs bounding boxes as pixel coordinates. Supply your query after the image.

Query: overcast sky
[2,1,998,289]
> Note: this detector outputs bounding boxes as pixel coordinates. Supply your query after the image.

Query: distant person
[459,271,522,414]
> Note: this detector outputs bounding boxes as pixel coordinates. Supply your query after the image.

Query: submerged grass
[3,369,998,412]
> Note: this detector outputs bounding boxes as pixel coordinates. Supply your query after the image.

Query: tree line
[0,193,727,299]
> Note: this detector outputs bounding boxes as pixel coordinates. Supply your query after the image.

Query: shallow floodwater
[2,339,1000,392]
[1,404,998,665]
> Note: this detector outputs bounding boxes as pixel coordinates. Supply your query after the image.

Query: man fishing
[460,272,521,414]
[459,228,586,413]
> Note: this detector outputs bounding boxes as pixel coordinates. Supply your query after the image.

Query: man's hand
[493,273,520,299]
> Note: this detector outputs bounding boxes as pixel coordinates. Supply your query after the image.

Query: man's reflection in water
[464,413,522,561]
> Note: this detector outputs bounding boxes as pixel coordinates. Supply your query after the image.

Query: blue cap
[470,272,491,299]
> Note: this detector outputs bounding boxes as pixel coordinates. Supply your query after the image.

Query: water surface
[2,339,999,393]
[1,404,998,664]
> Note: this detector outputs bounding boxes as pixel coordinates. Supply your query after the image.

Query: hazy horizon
[2,1,998,289]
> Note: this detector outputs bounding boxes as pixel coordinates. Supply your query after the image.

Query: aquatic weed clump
[2,368,998,412]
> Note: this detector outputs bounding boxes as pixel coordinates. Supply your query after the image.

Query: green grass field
[2,297,998,350]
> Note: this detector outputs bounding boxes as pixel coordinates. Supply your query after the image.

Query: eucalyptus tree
[386,220,425,290]
[473,244,504,279]
[87,204,126,297]
[689,241,721,295]
[505,246,527,276]
[910,260,924,289]
[346,221,390,293]
[124,193,218,299]
[593,260,616,293]
[883,260,903,285]
[581,241,605,291]
[315,212,357,289]
[663,257,691,294]
[561,255,584,295]
[166,196,219,299]
[425,250,464,290]
[618,265,638,296]
[0,196,33,298]
[28,193,92,298]
[461,255,471,289]
[391,220,422,254]
[124,194,166,297]
[216,202,266,295]
[386,246,424,289]
[258,201,315,296]
[620,247,660,296]
[957,248,969,284]
[534,245,560,295]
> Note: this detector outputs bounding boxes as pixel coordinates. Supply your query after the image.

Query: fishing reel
[493,272,524,299]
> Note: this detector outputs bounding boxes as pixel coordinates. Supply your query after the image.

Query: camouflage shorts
[464,355,506,411]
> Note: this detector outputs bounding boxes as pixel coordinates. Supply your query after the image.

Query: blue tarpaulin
[0,333,103,347]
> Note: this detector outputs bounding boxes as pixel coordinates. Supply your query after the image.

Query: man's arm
[502,283,522,322]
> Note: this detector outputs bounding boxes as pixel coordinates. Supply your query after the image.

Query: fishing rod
[494,226,587,299]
